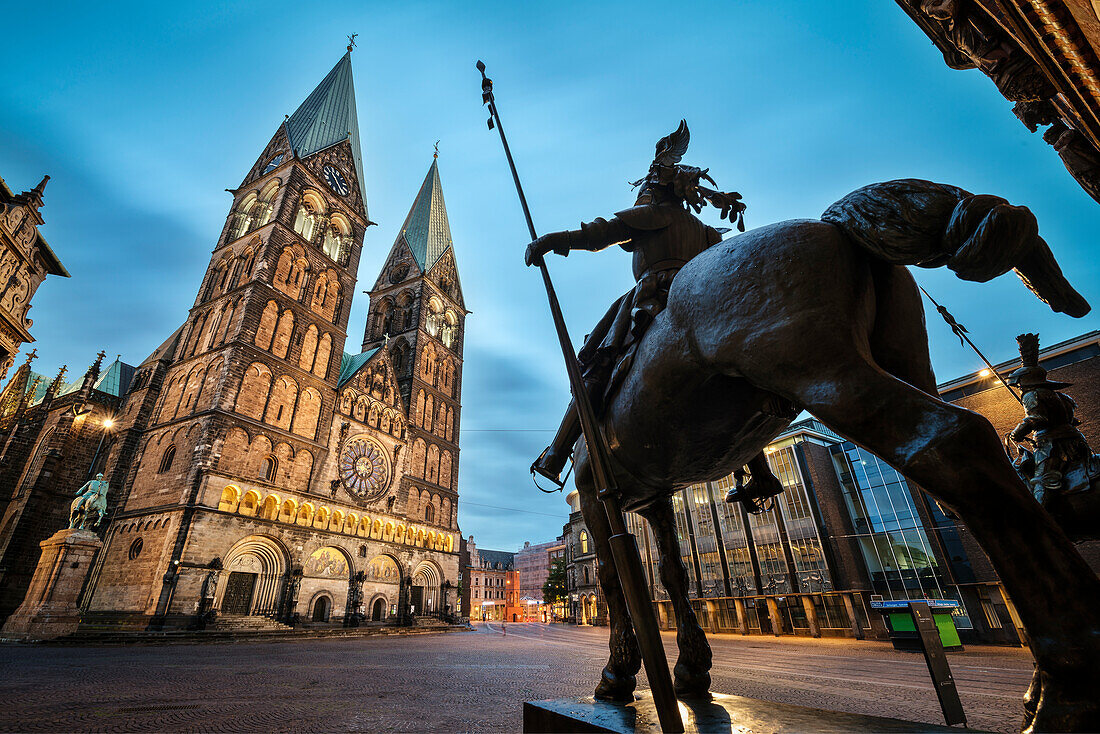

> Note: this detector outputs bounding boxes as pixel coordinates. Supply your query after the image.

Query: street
[0,623,1034,732]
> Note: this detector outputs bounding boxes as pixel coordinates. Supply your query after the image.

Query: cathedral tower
[362,155,466,532]
[83,53,463,628]
[89,53,372,623]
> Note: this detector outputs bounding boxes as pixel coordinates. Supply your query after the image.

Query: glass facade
[829,441,973,629]
[634,428,835,602]
[830,442,948,599]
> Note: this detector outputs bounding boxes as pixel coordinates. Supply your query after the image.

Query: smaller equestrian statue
[69,473,108,531]
[1008,333,1100,541]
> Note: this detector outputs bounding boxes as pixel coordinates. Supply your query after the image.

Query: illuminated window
[579,530,589,555]
[426,297,443,337]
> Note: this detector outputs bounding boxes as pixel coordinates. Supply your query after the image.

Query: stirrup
[531,451,573,494]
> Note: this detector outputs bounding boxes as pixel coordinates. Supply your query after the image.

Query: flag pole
[477,60,684,733]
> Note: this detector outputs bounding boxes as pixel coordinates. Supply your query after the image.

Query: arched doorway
[300,546,351,620]
[411,561,441,616]
[372,598,385,621]
[312,595,331,622]
[218,535,289,616]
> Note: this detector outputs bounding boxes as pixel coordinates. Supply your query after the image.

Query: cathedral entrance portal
[222,572,256,615]
[410,586,424,615]
[372,598,385,621]
[312,595,331,622]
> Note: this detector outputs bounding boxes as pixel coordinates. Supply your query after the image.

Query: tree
[543,558,567,606]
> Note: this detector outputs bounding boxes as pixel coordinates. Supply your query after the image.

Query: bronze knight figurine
[527,121,786,508]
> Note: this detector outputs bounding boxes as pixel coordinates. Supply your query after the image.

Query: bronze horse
[565,183,1099,732]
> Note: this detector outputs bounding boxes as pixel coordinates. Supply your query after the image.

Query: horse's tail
[821,178,1090,318]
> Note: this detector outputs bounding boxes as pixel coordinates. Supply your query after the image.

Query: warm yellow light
[979,369,991,378]
[102,418,115,429]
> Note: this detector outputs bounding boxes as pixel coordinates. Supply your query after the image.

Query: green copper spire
[285,52,368,215]
[398,156,453,272]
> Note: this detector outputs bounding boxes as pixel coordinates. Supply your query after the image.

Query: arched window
[324,214,350,261]
[255,181,279,228]
[579,530,589,555]
[293,192,325,242]
[424,504,435,524]
[158,445,176,474]
[583,565,590,585]
[374,300,394,339]
[425,297,444,337]
[260,455,278,483]
[396,291,415,331]
[229,193,258,241]
[441,311,458,348]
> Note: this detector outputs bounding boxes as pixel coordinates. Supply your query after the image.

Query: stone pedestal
[523,692,968,733]
[2,528,101,640]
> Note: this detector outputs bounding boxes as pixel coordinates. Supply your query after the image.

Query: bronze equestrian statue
[526,122,1098,733]
[1009,332,1100,543]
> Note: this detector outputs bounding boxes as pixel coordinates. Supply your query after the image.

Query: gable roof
[477,549,515,570]
[284,52,368,215]
[397,158,453,272]
[338,348,379,389]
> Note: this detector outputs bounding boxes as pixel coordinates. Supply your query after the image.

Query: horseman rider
[525,121,783,506]
[69,472,109,530]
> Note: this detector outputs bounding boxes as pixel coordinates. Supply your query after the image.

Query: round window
[339,436,392,501]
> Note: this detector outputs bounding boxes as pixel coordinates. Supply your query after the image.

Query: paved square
[0,623,1033,732]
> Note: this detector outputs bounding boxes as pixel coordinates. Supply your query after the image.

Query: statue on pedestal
[68,473,108,531]
[523,122,1099,731]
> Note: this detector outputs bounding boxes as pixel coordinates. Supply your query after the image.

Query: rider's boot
[532,402,581,486]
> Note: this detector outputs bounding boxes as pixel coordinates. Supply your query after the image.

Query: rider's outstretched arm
[524,217,633,266]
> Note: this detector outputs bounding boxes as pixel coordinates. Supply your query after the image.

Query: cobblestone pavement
[0,622,1033,732]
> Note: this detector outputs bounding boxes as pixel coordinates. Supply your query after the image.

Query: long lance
[917,285,1023,405]
[477,60,684,733]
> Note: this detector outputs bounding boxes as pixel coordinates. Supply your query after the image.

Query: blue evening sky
[2,1,1097,551]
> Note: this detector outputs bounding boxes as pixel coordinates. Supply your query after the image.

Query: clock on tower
[323,164,350,196]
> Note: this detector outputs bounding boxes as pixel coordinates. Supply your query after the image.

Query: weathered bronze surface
[1008,333,1100,541]
[894,0,1100,206]
[527,124,1099,733]
[68,472,108,530]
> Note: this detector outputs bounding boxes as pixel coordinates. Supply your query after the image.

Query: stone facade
[0,354,128,622]
[514,537,565,620]
[0,174,68,382]
[2,528,101,639]
[0,53,466,631]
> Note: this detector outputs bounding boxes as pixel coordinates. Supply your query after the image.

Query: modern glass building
[568,418,1008,640]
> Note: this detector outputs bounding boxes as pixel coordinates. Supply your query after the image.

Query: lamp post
[87,416,115,479]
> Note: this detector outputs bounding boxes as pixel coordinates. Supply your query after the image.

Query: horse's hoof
[1023,671,1100,734]
[673,662,711,698]
[594,669,636,703]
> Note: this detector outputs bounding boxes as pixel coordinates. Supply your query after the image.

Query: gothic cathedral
[79,52,466,627]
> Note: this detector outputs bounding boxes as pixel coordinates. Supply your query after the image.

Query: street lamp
[87,415,117,479]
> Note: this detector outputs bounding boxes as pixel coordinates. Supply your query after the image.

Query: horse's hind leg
[641,497,712,697]
[575,459,641,701]
[741,350,1100,732]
